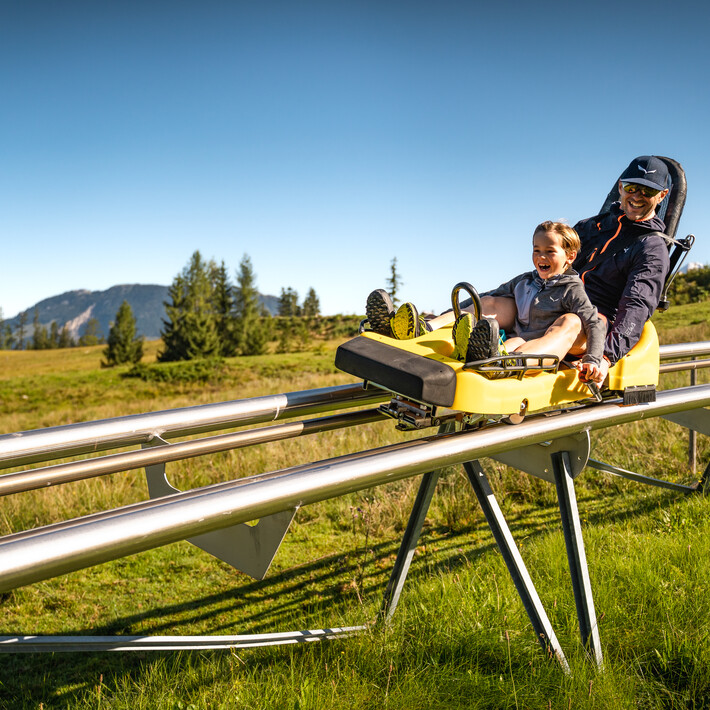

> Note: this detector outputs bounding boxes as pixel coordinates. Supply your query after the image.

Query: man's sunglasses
[621,182,662,198]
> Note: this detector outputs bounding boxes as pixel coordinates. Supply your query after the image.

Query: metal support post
[463,460,569,671]
[380,469,440,621]
[552,451,603,668]
[690,363,697,475]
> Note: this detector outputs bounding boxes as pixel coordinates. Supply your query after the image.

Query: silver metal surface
[0,627,366,653]
[491,431,590,483]
[464,460,570,672]
[659,342,710,359]
[0,408,384,497]
[381,469,441,621]
[586,459,697,493]
[2,384,710,594]
[660,359,710,373]
[553,452,603,668]
[144,437,297,579]
[0,341,705,474]
[0,383,385,470]
[662,407,710,437]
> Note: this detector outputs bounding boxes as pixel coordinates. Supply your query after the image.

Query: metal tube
[0,342,707,473]
[690,362,698,474]
[660,358,710,373]
[0,409,385,497]
[1,385,710,593]
[0,383,385,470]
[0,627,367,653]
[659,342,710,359]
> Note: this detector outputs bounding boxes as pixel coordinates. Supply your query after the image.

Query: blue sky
[1,1,708,320]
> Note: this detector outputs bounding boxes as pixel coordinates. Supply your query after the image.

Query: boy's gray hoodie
[483,269,605,366]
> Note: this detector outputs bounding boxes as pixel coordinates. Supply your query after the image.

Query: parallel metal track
[0,383,387,469]
[1,342,709,655]
[1,384,709,594]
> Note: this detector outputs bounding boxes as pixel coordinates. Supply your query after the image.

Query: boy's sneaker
[365,289,396,337]
[451,312,474,362]
[466,316,501,362]
[392,302,424,340]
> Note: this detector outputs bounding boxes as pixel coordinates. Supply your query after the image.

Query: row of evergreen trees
[0,250,322,360]
[158,251,320,361]
[0,309,104,350]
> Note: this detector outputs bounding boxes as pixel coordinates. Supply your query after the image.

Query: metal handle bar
[451,282,482,320]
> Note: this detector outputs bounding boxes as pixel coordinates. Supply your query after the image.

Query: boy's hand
[575,360,607,385]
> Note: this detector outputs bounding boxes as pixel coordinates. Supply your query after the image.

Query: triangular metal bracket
[490,430,591,483]
[662,407,710,436]
[142,437,296,580]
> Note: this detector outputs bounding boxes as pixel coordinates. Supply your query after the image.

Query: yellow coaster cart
[336,282,660,429]
[336,156,692,429]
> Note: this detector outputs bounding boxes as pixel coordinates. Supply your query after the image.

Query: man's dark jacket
[573,202,669,364]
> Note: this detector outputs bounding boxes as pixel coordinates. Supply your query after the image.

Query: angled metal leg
[552,451,603,668]
[463,460,569,671]
[380,469,440,621]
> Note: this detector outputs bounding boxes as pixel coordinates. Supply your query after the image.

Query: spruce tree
[0,309,11,350]
[233,254,268,356]
[302,287,321,317]
[79,318,104,346]
[2,324,14,350]
[386,257,403,306]
[49,321,60,348]
[103,300,144,366]
[159,251,221,361]
[278,287,300,317]
[210,260,236,356]
[159,274,189,361]
[16,311,28,350]
[58,325,75,349]
[31,308,50,350]
[182,252,221,359]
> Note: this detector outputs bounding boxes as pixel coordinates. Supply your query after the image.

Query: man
[570,155,670,381]
[365,155,671,384]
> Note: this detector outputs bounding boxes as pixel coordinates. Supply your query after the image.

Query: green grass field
[1,306,710,709]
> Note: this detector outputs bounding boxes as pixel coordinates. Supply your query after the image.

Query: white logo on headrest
[638,165,657,174]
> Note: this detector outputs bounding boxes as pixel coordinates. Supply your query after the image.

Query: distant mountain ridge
[3,285,280,342]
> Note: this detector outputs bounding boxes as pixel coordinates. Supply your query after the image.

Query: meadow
[0,306,709,709]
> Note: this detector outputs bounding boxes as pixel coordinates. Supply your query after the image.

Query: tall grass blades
[0,305,709,708]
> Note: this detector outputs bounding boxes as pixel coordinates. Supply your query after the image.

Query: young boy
[451,221,606,381]
[366,221,606,382]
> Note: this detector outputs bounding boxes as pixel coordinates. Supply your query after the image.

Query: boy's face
[532,231,576,280]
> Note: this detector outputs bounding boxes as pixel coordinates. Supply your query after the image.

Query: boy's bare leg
[509,314,583,361]
[425,295,517,331]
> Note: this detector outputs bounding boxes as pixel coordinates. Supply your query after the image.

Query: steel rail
[0,408,385,498]
[0,342,706,474]
[660,358,710,374]
[1,384,709,594]
[0,383,387,470]
[659,342,710,359]
[0,627,366,653]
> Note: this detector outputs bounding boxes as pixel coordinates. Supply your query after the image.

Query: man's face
[618,180,669,222]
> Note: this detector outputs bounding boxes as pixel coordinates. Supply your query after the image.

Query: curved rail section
[0,343,708,667]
